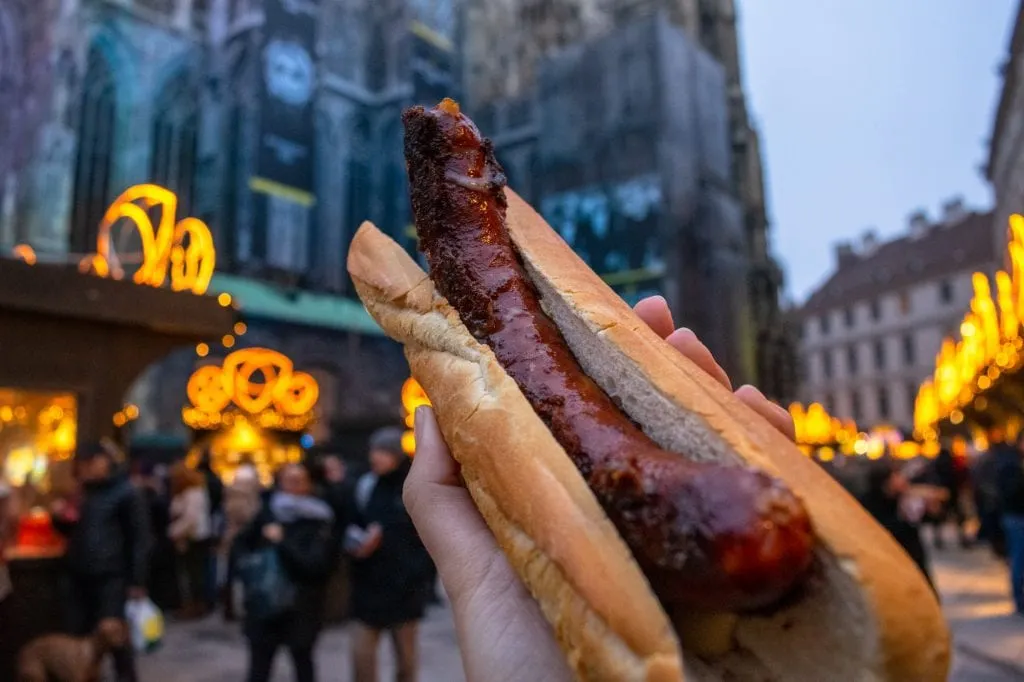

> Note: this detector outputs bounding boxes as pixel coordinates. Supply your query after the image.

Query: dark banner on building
[410,20,458,106]
[248,0,319,270]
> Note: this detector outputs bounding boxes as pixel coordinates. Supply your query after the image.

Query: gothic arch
[150,64,200,214]
[69,44,117,253]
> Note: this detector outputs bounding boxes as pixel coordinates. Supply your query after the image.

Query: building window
[899,291,911,315]
[844,307,855,328]
[873,339,885,370]
[869,299,881,321]
[938,279,953,304]
[908,382,919,416]
[70,46,116,254]
[902,334,915,365]
[819,314,831,336]
[824,393,835,414]
[150,71,198,216]
[851,390,862,422]
[877,386,890,420]
[846,345,859,376]
[822,350,833,380]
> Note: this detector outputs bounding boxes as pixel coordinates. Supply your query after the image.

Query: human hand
[402,295,796,682]
[353,524,382,559]
[633,296,795,439]
[262,523,284,544]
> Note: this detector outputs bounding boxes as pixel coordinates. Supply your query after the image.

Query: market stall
[0,185,235,678]
[914,215,1024,448]
[182,347,319,485]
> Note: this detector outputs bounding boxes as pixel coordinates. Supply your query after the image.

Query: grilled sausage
[402,99,814,611]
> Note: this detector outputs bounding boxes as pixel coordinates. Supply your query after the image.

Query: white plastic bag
[125,597,164,653]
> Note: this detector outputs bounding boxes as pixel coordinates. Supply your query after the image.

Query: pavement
[936,544,1024,680]
[136,545,1024,681]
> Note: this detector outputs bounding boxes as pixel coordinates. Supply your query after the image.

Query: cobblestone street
[137,547,1024,681]
[138,602,466,682]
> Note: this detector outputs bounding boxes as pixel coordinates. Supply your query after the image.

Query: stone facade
[794,203,997,432]
[0,0,459,448]
[987,0,1024,264]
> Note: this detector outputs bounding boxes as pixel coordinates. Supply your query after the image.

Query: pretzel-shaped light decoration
[184,348,319,431]
[85,184,216,294]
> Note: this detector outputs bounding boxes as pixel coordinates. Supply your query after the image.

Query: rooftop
[798,209,996,317]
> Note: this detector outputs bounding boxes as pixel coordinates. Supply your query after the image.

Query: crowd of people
[817,432,1024,613]
[11,426,435,682]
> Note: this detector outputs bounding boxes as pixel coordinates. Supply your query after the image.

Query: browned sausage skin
[403,98,814,612]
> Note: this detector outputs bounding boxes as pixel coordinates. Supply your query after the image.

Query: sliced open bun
[347,188,949,681]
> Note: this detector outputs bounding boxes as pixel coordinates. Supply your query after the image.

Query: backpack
[237,544,296,621]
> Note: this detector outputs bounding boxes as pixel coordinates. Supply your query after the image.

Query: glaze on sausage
[402,99,814,611]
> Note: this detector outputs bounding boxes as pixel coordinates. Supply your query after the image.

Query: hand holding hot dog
[403,296,795,682]
[351,99,949,680]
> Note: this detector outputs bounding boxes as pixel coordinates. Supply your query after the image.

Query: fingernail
[739,384,764,397]
[414,406,429,436]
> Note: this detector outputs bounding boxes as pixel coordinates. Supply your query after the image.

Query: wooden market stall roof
[0,259,233,337]
[0,258,236,444]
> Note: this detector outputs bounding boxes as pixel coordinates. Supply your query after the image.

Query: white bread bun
[347,189,950,682]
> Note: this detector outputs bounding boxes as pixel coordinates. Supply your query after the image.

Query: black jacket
[346,462,433,628]
[234,493,337,643]
[54,474,152,587]
[994,444,1024,516]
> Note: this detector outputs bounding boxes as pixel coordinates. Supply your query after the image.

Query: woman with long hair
[168,462,212,619]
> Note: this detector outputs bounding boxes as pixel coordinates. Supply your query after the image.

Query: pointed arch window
[70,46,116,253]
[150,71,198,216]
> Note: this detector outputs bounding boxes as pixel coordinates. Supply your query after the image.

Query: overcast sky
[739,0,1017,303]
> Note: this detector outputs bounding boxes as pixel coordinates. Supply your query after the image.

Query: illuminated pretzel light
[95,184,216,294]
[184,348,319,432]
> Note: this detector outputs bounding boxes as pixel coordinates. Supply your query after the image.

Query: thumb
[404,407,502,608]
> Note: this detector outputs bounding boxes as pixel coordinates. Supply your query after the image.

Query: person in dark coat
[129,464,179,611]
[858,460,934,590]
[196,450,224,610]
[996,433,1024,614]
[51,440,152,682]
[975,441,1008,558]
[346,427,433,682]
[923,447,968,548]
[235,462,336,682]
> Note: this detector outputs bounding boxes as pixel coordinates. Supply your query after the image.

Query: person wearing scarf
[235,463,337,682]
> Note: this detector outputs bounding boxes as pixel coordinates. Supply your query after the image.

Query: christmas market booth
[914,215,1024,451]
[0,185,235,677]
[182,347,319,486]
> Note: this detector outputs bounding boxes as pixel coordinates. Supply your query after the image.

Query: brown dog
[16,618,126,682]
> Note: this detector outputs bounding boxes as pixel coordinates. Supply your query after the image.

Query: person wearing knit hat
[347,426,432,682]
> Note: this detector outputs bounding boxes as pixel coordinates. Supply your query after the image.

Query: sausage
[403,99,814,611]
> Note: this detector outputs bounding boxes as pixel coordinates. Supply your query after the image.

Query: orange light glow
[12,244,36,265]
[184,348,319,432]
[92,184,216,294]
[401,378,432,455]
[914,213,1024,436]
[788,402,858,453]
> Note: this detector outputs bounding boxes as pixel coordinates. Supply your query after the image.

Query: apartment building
[795,201,996,431]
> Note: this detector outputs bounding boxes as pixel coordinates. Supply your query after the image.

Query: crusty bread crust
[348,221,685,682]
[348,184,950,681]
[502,189,950,681]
